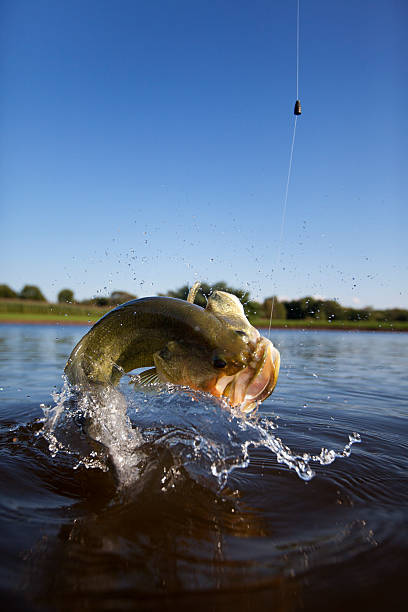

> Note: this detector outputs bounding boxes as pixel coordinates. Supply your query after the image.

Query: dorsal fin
[187,281,201,303]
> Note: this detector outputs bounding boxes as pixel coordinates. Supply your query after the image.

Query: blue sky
[1,0,407,308]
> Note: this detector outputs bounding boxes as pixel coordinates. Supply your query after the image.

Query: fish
[203,289,280,411]
[65,287,280,412]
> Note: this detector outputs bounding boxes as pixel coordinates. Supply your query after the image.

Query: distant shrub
[383,308,408,322]
[58,288,74,304]
[263,297,286,320]
[344,307,372,322]
[0,284,18,298]
[86,296,110,307]
[19,285,47,301]
[110,290,137,305]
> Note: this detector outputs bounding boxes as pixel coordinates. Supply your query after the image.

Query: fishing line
[268,0,301,333]
[296,0,300,101]
[268,117,298,331]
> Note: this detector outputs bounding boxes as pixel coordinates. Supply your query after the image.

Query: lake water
[0,323,407,611]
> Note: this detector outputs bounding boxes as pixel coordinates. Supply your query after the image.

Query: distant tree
[320,299,344,321]
[371,310,386,322]
[284,298,307,319]
[343,307,371,321]
[301,297,321,318]
[383,308,408,322]
[19,285,46,301]
[166,284,191,301]
[244,299,263,317]
[93,296,110,307]
[283,296,325,319]
[110,290,137,305]
[57,288,74,304]
[263,297,286,320]
[80,296,109,306]
[0,284,18,299]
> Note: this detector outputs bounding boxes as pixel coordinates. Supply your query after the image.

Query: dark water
[0,324,407,611]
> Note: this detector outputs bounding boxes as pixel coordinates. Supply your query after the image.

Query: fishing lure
[294,99,302,115]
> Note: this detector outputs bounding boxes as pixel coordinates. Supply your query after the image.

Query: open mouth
[215,337,280,412]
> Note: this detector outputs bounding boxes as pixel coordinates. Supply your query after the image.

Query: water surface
[0,324,407,611]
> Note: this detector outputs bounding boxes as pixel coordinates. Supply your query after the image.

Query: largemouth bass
[65,289,280,412]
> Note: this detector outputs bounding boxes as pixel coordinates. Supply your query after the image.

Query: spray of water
[41,380,361,490]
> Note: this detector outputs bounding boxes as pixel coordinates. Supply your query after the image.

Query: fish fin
[187,281,201,303]
[129,368,162,389]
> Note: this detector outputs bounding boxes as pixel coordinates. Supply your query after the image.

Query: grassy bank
[0,312,101,324]
[250,316,408,332]
[1,300,407,331]
[0,300,107,325]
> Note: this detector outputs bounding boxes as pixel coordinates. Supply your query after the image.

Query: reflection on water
[0,324,407,611]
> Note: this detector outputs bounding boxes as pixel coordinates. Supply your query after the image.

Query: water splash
[41,378,145,485]
[41,380,361,489]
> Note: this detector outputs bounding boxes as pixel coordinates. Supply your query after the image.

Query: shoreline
[0,319,93,326]
[0,318,406,333]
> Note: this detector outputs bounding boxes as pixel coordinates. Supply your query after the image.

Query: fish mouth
[214,337,280,412]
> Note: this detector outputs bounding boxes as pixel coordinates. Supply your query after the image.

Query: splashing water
[42,379,145,484]
[41,379,361,490]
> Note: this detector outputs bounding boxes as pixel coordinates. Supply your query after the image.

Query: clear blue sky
[1,0,407,308]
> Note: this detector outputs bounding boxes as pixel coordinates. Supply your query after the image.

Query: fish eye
[235,330,248,340]
[159,347,171,360]
[213,357,227,369]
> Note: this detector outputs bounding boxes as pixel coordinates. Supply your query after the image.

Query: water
[1,324,407,611]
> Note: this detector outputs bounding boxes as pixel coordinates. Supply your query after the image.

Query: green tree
[166,284,192,301]
[0,284,18,298]
[302,297,322,318]
[244,299,263,317]
[284,298,307,319]
[320,299,344,321]
[382,308,408,322]
[58,288,74,304]
[371,309,386,322]
[93,296,110,307]
[344,307,371,321]
[284,296,324,319]
[263,297,286,320]
[110,290,137,305]
[19,285,46,301]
